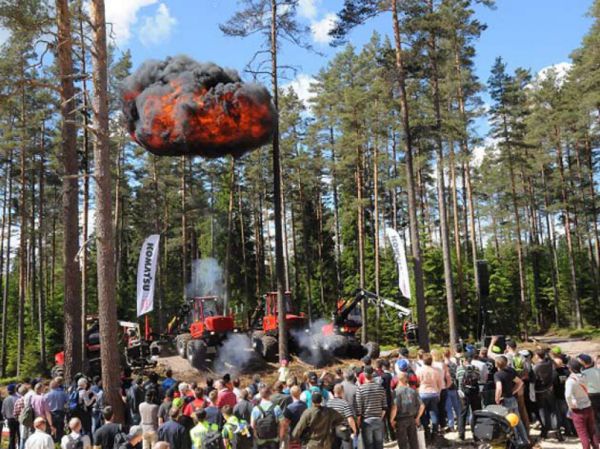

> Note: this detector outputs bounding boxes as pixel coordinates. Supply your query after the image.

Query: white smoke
[213,333,261,375]
[290,319,346,367]
[186,258,224,299]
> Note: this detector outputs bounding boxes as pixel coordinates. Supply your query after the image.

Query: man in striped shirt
[355,366,387,449]
[328,384,357,449]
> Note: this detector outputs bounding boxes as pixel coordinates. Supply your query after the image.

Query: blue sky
[112,0,595,99]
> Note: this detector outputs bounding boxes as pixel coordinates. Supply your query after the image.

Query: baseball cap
[397,359,410,371]
[129,425,143,439]
[400,348,409,357]
[551,346,562,355]
[491,345,502,354]
[578,354,593,366]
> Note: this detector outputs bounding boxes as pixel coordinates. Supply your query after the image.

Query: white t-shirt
[25,430,55,449]
[61,432,92,449]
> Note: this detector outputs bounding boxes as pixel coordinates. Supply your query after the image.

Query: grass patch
[547,325,600,340]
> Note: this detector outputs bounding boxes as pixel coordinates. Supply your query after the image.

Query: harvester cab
[119,320,161,370]
[174,296,235,369]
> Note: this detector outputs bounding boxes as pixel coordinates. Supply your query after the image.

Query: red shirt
[216,389,237,408]
[183,398,204,417]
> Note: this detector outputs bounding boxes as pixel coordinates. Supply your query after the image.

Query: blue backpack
[68,389,81,412]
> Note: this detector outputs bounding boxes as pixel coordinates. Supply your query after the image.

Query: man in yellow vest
[189,409,220,449]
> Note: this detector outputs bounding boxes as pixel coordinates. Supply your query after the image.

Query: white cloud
[310,13,337,45]
[299,0,319,19]
[537,62,572,82]
[284,73,316,106]
[139,3,177,46]
[105,0,158,43]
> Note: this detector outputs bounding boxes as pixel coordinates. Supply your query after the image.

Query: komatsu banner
[137,234,160,317]
[385,227,411,300]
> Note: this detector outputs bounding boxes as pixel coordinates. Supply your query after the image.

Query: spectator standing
[158,389,174,426]
[553,357,577,437]
[24,418,53,449]
[566,359,599,449]
[161,370,176,394]
[340,371,357,413]
[355,366,387,449]
[14,384,31,448]
[580,353,600,435]
[533,349,561,440]
[3,384,20,449]
[157,408,191,449]
[182,387,205,417]
[416,353,443,441]
[233,390,253,423]
[431,350,450,430]
[282,386,307,449]
[232,379,243,400]
[328,384,358,449]
[30,383,53,433]
[300,372,329,407]
[118,426,143,449]
[216,380,237,409]
[390,372,425,449]
[205,390,223,428]
[270,382,291,411]
[127,378,145,426]
[190,409,220,449]
[456,353,481,441]
[494,356,529,447]
[138,390,159,449]
[61,418,91,449]
[250,386,284,449]
[93,406,122,449]
[221,405,252,449]
[443,349,461,432]
[45,379,68,442]
[292,392,344,449]
[90,377,104,435]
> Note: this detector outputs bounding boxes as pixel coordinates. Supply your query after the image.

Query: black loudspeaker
[477,260,490,298]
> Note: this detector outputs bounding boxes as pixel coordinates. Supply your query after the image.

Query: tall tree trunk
[0,151,13,377]
[449,142,466,310]
[373,144,381,343]
[56,0,82,379]
[237,177,250,304]
[426,13,457,348]
[90,0,124,422]
[225,158,235,311]
[357,143,366,343]
[391,0,429,350]
[270,0,288,361]
[541,168,560,326]
[79,2,91,364]
[17,64,28,376]
[329,126,343,294]
[38,123,47,370]
[555,129,582,328]
[180,156,188,298]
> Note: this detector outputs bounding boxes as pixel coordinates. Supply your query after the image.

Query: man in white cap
[61,418,92,449]
[24,417,54,449]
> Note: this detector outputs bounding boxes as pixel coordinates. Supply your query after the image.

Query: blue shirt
[162,378,176,392]
[44,388,68,412]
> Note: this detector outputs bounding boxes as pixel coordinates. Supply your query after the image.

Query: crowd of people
[0,339,598,449]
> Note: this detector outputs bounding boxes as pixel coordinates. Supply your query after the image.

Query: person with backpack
[456,353,480,441]
[250,386,284,449]
[61,418,92,449]
[92,406,123,449]
[90,377,104,435]
[532,348,561,441]
[390,372,425,449]
[300,373,329,407]
[292,392,344,449]
[233,390,253,424]
[190,409,221,449]
[510,350,531,433]
[478,347,497,407]
[157,408,191,449]
[14,384,31,449]
[221,405,252,449]
[443,349,461,433]
[71,378,95,436]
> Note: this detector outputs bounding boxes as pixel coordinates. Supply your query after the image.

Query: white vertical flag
[136,234,161,317]
[385,227,411,299]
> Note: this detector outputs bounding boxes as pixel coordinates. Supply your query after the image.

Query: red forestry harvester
[168,296,236,369]
[250,291,307,361]
[320,289,415,359]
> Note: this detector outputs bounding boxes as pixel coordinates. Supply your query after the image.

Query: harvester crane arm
[358,289,412,318]
[333,290,370,326]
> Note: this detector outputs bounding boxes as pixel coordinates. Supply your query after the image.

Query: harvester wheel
[261,336,278,362]
[187,339,207,370]
[363,341,380,360]
[322,335,348,358]
[176,333,191,358]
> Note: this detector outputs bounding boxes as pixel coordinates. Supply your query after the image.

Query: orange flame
[124,78,275,158]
